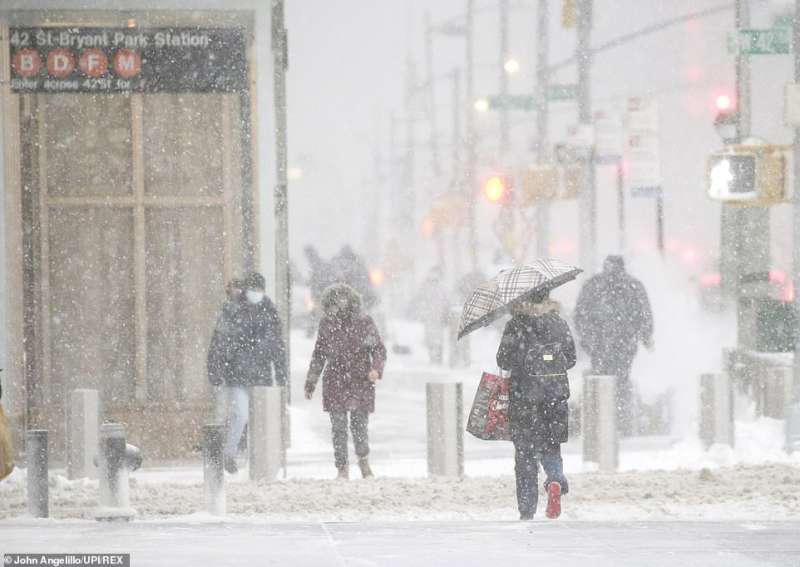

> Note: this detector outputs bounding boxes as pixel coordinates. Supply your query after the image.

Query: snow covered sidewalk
[2,520,799,567]
[1,463,799,522]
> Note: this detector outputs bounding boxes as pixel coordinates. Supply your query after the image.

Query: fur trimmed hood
[321,283,363,319]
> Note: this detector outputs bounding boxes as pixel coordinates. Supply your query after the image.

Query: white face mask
[246,290,265,304]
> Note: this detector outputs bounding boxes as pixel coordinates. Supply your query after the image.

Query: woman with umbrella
[497,293,576,520]
[458,259,581,520]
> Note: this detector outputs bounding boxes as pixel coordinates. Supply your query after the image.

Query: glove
[304,380,316,400]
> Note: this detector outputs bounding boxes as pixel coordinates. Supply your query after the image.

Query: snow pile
[2,463,799,522]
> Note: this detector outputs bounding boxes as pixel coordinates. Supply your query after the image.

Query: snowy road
[2,521,799,566]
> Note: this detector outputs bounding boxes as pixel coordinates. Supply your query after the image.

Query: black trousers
[329,410,370,467]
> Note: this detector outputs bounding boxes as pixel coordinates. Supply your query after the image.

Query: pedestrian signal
[707,146,786,205]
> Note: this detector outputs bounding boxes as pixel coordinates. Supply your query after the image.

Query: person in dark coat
[208,272,288,473]
[574,255,653,436]
[304,283,387,479]
[497,295,576,520]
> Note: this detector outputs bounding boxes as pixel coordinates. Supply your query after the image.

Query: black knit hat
[243,272,266,290]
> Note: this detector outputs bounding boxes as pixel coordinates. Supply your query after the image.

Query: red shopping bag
[466,372,511,441]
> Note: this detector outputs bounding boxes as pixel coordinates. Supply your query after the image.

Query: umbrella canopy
[457,258,582,339]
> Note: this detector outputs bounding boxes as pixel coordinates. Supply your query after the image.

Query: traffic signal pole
[577,0,597,274]
[723,0,770,349]
[534,0,551,259]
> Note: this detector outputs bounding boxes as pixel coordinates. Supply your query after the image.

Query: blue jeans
[223,386,249,460]
[513,442,568,517]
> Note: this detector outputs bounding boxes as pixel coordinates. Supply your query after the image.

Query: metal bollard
[426,382,464,477]
[26,430,49,518]
[786,402,800,454]
[760,366,793,419]
[95,423,139,522]
[66,389,99,480]
[582,375,618,471]
[203,424,226,515]
[249,386,285,481]
[699,373,735,448]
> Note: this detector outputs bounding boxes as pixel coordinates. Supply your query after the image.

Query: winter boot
[224,456,238,474]
[358,457,374,479]
[545,481,562,519]
[519,512,534,521]
[336,464,349,480]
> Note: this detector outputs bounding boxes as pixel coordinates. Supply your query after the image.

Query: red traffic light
[715,94,733,111]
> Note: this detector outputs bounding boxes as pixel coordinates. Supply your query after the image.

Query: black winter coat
[574,268,653,363]
[208,296,288,387]
[497,306,577,447]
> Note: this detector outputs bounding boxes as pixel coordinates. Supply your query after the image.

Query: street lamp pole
[534,0,550,258]
[271,0,291,400]
[577,0,596,274]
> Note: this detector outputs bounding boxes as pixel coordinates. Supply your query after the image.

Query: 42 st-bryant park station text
[8,27,248,93]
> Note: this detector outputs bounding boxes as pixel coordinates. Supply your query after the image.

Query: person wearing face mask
[305,283,387,479]
[207,272,288,473]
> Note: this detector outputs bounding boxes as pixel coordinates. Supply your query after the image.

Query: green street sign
[488,94,536,111]
[729,28,792,55]
[773,14,793,29]
[548,83,578,101]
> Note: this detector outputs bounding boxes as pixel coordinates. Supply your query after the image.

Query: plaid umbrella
[457,258,582,339]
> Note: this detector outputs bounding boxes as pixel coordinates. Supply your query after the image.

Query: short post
[95,423,138,522]
[699,373,735,448]
[426,382,464,477]
[203,424,226,515]
[582,375,618,471]
[66,389,99,480]
[26,430,48,518]
[760,366,793,419]
[786,402,800,454]
[249,386,284,482]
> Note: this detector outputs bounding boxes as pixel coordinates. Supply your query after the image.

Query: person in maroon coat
[304,283,387,479]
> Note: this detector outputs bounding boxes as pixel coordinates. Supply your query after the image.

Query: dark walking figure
[574,255,654,436]
[208,272,288,473]
[304,284,387,479]
[497,295,576,520]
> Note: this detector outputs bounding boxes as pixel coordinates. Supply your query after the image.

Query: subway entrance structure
[0,8,261,459]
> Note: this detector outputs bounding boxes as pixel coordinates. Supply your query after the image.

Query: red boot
[545,481,562,519]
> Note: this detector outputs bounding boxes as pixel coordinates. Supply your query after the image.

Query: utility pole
[465,0,479,269]
[424,13,448,272]
[793,1,800,399]
[577,0,596,274]
[534,0,550,258]
[425,12,443,179]
[451,67,464,278]
[499,0,510,157]
[271,0,290,399]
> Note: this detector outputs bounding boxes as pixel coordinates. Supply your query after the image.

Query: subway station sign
[9,27,248,93]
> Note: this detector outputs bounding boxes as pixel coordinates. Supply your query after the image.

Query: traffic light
[483,175,512,204]
[707,146,786,205]
[713,92,739,144]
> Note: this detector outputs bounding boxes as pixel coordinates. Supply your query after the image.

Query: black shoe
[519,512,534,521]
[224,456,238,474]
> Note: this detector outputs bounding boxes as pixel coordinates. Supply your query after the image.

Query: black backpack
[517,341,570,402]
